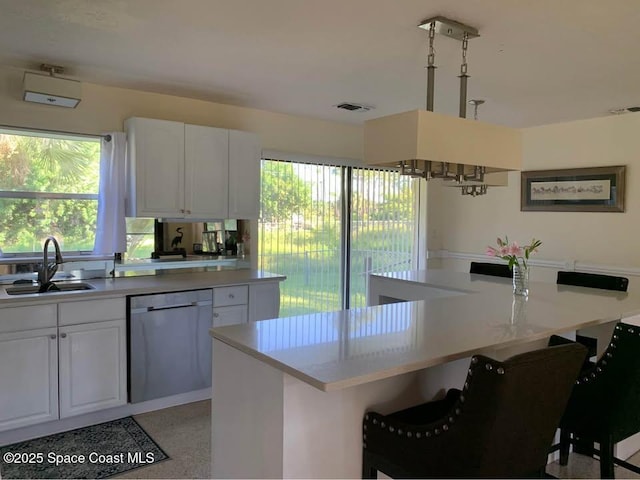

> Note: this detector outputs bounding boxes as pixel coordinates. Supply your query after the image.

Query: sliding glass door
[259,159,415,317]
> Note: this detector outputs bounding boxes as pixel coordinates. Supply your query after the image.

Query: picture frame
[521,166,626,212]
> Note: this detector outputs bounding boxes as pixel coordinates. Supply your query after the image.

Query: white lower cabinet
[213,282,281,325]
[213,285,248,327]
[58,319,127,418]
[249,282,280,321]
[0,298,127,433]
[0,327,58,431]
[213,304,248,327]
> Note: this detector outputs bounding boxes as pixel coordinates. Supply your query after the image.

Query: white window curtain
[93,132,127,254]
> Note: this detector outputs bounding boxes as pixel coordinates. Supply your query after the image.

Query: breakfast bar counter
[210,270,640,478]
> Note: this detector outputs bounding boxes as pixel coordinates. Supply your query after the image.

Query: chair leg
[362,451,377,479]
[559,429,570,465]
[599,436,615,479]
[573,435,594,457]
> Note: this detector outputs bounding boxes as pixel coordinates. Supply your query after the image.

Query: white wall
[430,113,640,277]
[0,65,362,160]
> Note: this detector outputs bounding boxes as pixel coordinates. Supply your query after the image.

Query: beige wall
[0,65,362,160]
[6,63,639,270]
[431,113,640,271]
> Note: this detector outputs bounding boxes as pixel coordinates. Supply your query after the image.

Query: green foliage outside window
[0,133,100,254]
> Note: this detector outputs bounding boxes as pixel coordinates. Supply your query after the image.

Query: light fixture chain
[427,21,436,67]
[460,31,469,75]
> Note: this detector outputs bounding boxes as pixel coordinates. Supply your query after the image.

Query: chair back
[562,322,640,442]
[470,262,512,278]
[556,271,628,292]
[452,343,587,477]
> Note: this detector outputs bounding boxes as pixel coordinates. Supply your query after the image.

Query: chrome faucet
[38,236,64,289]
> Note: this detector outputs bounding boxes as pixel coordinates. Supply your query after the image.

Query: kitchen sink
[5,282,95,296]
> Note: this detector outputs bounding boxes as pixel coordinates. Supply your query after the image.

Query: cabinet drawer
[59,297,126,326]
[213,285,248,307]
[0,304,57,334]
[213,305,248,327]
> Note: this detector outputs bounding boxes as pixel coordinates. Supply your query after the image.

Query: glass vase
[512,264,529,296]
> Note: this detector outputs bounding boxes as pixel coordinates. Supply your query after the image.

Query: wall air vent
[23,64,82,108]
[335,102,374,112]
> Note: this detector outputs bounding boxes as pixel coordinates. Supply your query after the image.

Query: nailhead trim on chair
[363,356,513,446]
[574,321,633,385]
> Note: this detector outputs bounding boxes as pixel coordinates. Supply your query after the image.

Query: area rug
[0,417,168,479]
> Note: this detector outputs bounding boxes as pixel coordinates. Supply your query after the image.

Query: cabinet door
[58,319,127,418]
[228,130,261,219]
[249,282,281,322]
[125,117,185,217]
[185,124,229,219]
[0,328,58,431]
[213,305,248,327]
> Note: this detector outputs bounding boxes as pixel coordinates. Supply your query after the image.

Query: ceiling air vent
[335,102,374,113]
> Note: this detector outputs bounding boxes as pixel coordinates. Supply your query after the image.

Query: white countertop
[0,269,285,306]
[210,270,640,392]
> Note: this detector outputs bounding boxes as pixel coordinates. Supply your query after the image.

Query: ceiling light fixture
[23,64,82,108]
[363,16,522,196]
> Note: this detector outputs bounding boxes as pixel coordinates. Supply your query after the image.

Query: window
[259,159,416,317]
[125,218,156,259]
[0,130,101,255]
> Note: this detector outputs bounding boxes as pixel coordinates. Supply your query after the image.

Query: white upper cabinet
[185,124,229,219]
[125,117,185,218]
[229,130,261,219]
[125,117,261,219]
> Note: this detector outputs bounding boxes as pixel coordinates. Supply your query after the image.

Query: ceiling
[0,0,639,128]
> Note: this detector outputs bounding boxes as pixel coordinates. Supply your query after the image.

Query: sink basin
[5,282,95,296]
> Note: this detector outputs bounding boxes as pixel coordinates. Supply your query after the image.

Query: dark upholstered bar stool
[469,261,512,278]
[552,322,640,479]
[362,343,587,479]
[556,271,629,292]
[556,271,629,361]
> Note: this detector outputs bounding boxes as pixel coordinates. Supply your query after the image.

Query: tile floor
[117,399,640,479]
[116,400,210,479]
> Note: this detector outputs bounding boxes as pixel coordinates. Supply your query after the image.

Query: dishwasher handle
[131,300,212,315]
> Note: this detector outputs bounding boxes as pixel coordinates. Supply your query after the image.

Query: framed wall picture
[521,166,626,212]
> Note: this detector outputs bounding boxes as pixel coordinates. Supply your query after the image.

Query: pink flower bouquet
[486,236,542,270]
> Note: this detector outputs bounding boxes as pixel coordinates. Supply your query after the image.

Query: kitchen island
[210,270,640,478]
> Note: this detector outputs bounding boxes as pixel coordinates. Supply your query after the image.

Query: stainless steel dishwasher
[129,289,213,403]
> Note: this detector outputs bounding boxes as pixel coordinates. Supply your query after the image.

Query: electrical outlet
[564,259,576,271]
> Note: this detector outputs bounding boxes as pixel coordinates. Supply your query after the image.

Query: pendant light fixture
[363,16,522,195]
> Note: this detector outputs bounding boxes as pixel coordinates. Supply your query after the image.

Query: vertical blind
[259,159,415,317]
